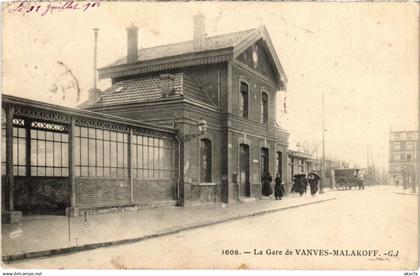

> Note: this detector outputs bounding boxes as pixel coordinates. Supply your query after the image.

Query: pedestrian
[262,172,273,197]
[274,173,285,200]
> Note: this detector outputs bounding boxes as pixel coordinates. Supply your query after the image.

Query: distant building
[287,150,312,192]
[388,130,419,188]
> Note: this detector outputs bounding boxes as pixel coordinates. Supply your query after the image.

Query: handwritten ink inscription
[7,1,101,16]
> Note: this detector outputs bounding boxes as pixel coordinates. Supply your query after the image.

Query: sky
[2,2,418,171]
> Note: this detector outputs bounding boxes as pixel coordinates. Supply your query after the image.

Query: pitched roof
[87,73,214,108]
[107,29,257,67]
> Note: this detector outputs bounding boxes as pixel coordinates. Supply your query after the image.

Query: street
[5,186,418,270]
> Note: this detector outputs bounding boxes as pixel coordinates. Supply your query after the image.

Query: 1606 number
[222,249,240,255]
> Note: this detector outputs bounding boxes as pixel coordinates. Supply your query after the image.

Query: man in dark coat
[274,173,285,200]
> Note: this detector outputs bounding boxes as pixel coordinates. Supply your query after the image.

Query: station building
[1,14,289,221]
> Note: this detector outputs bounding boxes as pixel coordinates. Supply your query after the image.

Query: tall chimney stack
[193,12,206,51]
[88,28,101,104]
[127,23,139,64]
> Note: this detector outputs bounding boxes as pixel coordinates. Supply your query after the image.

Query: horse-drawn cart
[334,168,361,190]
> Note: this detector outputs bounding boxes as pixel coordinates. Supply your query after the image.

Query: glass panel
[123,143,128,168]
[54,168,61,177]
[75,166,80,176]
[46,141,54,166]
[54,132,61,142]
[18,128,26,137]
[62,143,68,167]
[117,132,123,142]
[96,129,103,139]
[110,142,117,167]
[117,142,123,167]
[74,138,80,165]
[104,141,110,167]
[88,128,95,138]
[88,139,96,166]
[80,138,88,166]
[19,166,26,176]
[37,130,45,140]
[132,145,137,169]
[31,167,38,176]
[62,168,69,177]
[54,142,62,167]
[110,131,116,141]
[149,146,154,173]
[89,167,96,177]
[38,167,45,176]
[12,139,17,165]
[62,134,68,143]
[110,167,117,178]
[97,167,103,177]
[81,166,88,177]
[38,140,46,166]
[154,147,159,173]
[104,167,110,178]
[31,140,37,166]
[74,126,80,137]
[138,145,143,169]
[46,132,54,141]
[97,140,103,166]
[143,145,148,169]
[80,127,88,137]
[103,130,110,140]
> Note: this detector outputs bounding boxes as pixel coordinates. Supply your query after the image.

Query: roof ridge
[138,28,257,51]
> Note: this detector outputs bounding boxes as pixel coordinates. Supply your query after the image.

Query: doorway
[239,144,250,197]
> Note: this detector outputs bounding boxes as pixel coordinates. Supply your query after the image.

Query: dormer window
[240,82,249,118]
[159,74,176,97]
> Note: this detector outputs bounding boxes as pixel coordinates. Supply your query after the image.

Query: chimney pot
[127,24,139,64]
[193,12,206,51]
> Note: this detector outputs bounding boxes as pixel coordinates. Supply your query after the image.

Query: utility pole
[320,93,325,194]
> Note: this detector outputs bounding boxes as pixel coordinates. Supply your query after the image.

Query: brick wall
[133,179,175,202]
[75,178,130,207]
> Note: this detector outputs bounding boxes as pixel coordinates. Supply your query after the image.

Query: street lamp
[184,118,208,141]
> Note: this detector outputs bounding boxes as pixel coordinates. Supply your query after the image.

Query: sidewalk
[2,193,335,262]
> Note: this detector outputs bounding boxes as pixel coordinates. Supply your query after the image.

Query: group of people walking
[261,172,321,199]
[261,172,286,200]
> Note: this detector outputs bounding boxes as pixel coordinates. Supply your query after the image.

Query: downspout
[175,133,181,206]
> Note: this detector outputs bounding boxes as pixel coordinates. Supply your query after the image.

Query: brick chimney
[193,12,206,51]
[159,74,176,97]
[127,23,138,64]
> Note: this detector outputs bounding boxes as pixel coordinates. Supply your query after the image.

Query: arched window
[200,138,212,182]
[240,82,249,118]
[261,92,268,123]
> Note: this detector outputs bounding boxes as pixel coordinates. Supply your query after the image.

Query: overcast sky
[2,2,418,171]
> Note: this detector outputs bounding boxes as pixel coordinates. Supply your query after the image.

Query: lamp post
[320,93,325,194]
